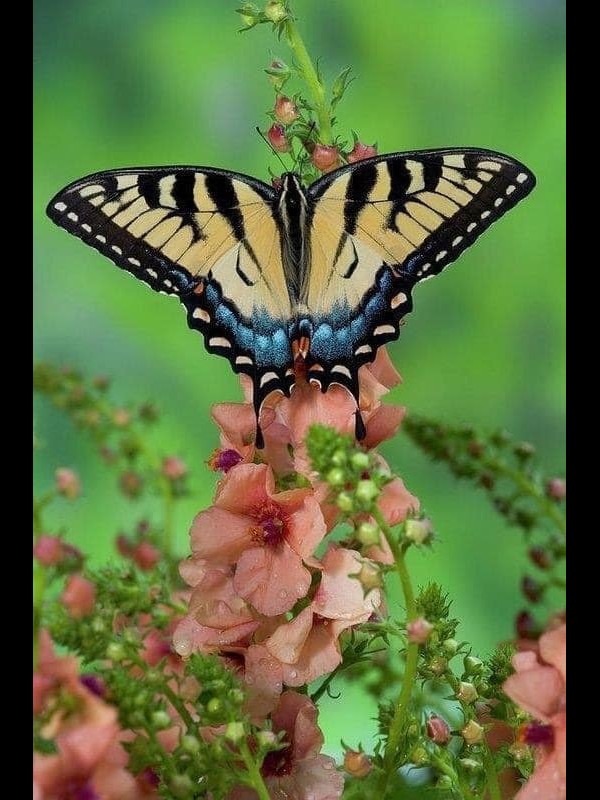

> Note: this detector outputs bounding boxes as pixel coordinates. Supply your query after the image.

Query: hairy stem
[373,510,419,797]
[483,743,502,800]
[239,738,271,800]
[284,17,332,144]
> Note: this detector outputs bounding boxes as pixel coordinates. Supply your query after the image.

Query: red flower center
[518,722,555,747]
[250,502,288,549]
[261,744,294,777]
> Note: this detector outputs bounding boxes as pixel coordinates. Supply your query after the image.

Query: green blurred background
[34,0,565,756]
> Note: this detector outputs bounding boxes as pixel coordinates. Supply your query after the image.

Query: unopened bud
[264,0,288,23]
[265,59,291,90]
[357,561,382,592]
[406,616,433,644]
[61,575,96,618]
[356,522,380,546]
[350,451,370,470]
[355,479,379,504]
[344,749,372,777]
[546,477,566,501]
[55,468,81,500]
[225,721,246,743]
[456,681,478,704]
[461,719,484,745]
[405,517,433,545]
[119,470,143,498]
[112,408,131,427]
[311,144,340,172]
[426,714,451,745]
[267,123,290,153]
[463,655,484,675]
[162,456,188,480]
[337,492,354,512]
[347,141,377,163]
[274,95,298,125]
[521,575,544,603]
[326,467,346,486]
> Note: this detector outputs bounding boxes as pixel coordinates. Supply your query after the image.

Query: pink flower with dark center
[265,547,381,685]
[187,464,325,616]
[228,692,343,800]
[503,623,566,800]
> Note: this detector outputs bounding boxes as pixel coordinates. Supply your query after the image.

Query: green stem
[483,743,502,800]
[373,511,419,797]
[310,661,344,703]
[239,738,271,800]
[284,17,333,144]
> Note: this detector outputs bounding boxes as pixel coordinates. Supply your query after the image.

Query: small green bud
[91,618,106,634]
[476,680,490,697]
[264,0,287,23]
[355,479,379,504]
[337,492,354,512]
[106,642,126,662]
[350,451,370,471]
[436,775,454,789]
[152,710,171,730]
[225,721,246,743]
[133,692,148,708]
[428,656,448,676]
[256,730,277,748]
[463,655,484,675]
[356,522,380,546]
[169,774,195,798]
[410,746,429,766]
[228,688,245,705]
[331,449,347,467]
[442,638,459,656]
[206,697,222,716]
[405,518,433,545]
[327,467,346,486]
[181,735,200,754]
[461,719,484,745]
[456,681,478,704]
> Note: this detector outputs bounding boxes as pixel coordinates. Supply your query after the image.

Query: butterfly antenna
[255,127,288,173]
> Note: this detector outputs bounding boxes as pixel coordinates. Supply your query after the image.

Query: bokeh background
[34,0,565,757]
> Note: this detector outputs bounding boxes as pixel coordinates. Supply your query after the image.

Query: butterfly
[47,148,535,447]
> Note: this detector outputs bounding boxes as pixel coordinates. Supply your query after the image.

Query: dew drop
[289,669,298,679]
[279,590,288,599]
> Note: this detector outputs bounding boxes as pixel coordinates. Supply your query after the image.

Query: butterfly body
[47,149,535,446]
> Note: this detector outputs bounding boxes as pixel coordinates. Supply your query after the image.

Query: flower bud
[357,561,382,593]
[350,451,370,470]
[55,468,81,500]
[206,697,222,716]
[355,479,379,504]
[264,0,288,23]
[337,492,354,512]
[61,575,96,618]
[515,610,540,640]
[169,775,195,798]
[514,441,535,460]
[427,714,451,745]
[442,638,459,656]
[112,408,131,427]
[274,95,298,125]
[459,757,482,772]
[265,59,291,90]
[161,456,188,480]
[546,477,566,501]
[461,719,484,745]
[311,144,340,172]
[256,730,277,748]
[405,517,433,545]
[132,541,160,571]
[456,682,478,704]
[436,775,454,790]
[344,750,372,777]
[356,521,380,546]
[225,721,246,743]
[407,616,433,644]
[463,655,484,675]
[410,746,429,766]
[33,535,64,566]
[106,642,126,662]
[267,123,291,153]
[521,575,544,603]
[428,656,448,676]
[327,467,346,486]
[119,470,143,498]
[347,141,377,163]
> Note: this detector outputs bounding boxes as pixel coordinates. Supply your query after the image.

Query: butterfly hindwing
[305,148,535,396]
[47,167,296,420]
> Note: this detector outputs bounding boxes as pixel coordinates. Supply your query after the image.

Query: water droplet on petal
[289,669,298,679]
[279,590,288,599]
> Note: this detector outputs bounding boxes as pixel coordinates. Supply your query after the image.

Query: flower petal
[273,754,344,800]
[190,507,251,564]
[285,495,327,559]
[313,547,381,621]
[266,607,314,664]
[216,463,274,515]
[503,666,564,722]
[378,477,419,526]
[234,544,311,616]
[243,644,283,722]
[539,624,566,682]
[515,750,566,800]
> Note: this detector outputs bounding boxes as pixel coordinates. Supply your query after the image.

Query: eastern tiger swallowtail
[46,148,535,447]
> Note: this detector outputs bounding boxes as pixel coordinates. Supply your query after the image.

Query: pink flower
[161,456,188,480]
[34,632,153,800]
[503,624,566,800]
[34,535,65,566]
[347,141,378,163]
[264,548,381,685]
[131,541,160,571]
[188,464,326,616]
[55,467,81,500]
[173,566,260,656]
[229,692,343,800]
[61,575,96,618]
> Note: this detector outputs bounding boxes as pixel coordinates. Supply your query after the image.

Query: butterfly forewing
[47,167,296,421]
[304,148,535,392]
